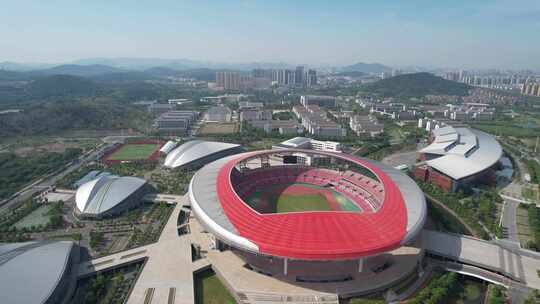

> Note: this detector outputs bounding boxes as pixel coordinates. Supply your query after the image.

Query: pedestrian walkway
[127,200,194,304]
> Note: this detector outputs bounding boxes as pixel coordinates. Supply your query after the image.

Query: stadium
[101,140,164,165]
[75,175,153,219]
[189,149,427,292]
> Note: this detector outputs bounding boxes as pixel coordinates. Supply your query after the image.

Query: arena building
[75,175,152,219]
[189,149,426,294]
[415,126,502,192]
[163,140,242,169]
[0,241,79,304]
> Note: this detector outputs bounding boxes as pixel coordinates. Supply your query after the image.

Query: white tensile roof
[75,175,147,215]
[421,126,502,180]
[163,140,240,169]
[279,137,312,148]
[0,241,74,304]
[159,141,177,154]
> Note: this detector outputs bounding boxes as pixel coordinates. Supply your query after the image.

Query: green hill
[363,72,471,97]
[27,75,101,99]
[0,101,151,137]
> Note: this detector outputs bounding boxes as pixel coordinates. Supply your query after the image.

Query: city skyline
[1,0,540,70]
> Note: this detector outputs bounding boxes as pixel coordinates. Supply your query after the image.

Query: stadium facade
[163,140,243,169]
[415,126,502,192]
[75,175,153,219]
[0,241,79,304]
[189,149,426,289]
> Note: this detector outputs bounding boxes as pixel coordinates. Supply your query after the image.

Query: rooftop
[420,126,502,180]
[76,175,147,215]
[164,140,241,169]
[0,241,75,304]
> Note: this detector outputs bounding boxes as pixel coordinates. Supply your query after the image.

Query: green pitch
[276,194,331,213]
[107,144,159,160]
[246,190,331,214]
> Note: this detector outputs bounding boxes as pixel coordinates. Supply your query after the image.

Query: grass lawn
[523,186,539,202]
[244,183,364,213]
[107,144,159,160]
[333,193,361,211]
[517,206,534,246]
[276,194,330,213]
[12,204,53,229]
[195,269,236,304]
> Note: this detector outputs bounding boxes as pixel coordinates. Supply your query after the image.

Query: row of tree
[0,148,81,199]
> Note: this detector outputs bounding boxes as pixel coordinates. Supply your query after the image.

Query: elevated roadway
[422,230,540,289]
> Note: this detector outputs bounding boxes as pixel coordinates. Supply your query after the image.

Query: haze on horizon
[1,0,539,70]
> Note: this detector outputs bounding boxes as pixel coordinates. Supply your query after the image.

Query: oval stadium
[189,149,427,288]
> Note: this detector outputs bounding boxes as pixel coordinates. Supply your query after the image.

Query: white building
[272,137,342,153]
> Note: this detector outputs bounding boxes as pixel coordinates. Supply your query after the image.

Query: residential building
[239,109,272,122]
[350,115,384,137]
[306,69,317,87]
[295,66,305,87]
[300,95,337,107]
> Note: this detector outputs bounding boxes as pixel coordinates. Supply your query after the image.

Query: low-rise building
[240,109,273,122]
[238,101,264,110]
[293,105,346,138]
[248,120,301,135]
[350,115,384,137]
[154,111,198,135]
[272,137,342,152]
[205,106,232,122]
[148,103,176,116]
[300,95,337,108]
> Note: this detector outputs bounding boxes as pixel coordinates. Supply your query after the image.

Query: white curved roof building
[163,140,242,169]
[0,241,78,304]
[417,126,502,192]
[75,175,150,218]
[420,126,502,180]
[159,140,178,154]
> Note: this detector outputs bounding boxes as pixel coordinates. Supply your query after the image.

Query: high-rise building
[216,71,241,90]
[252,69,273,79]
[306,69,317,87]
[295,66,305,87]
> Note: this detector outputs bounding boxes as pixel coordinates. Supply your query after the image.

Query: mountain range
[339,62,392,74]
[1,58,394,74]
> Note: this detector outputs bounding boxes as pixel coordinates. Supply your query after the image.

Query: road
[0,144,110,213]
[500,199,520,244]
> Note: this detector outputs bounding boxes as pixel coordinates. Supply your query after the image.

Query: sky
[1,0,539,69]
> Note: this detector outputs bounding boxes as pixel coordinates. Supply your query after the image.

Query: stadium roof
[163,140,241,169]
[189,149,426,260]
[75,175,147,215]
[280,137,312,147]
[0,241,74,304]
[159,140,177,154]
[420,127,502,180]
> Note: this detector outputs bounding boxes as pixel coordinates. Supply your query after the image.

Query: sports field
[244,183,360,214]
[107,144,160,160]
